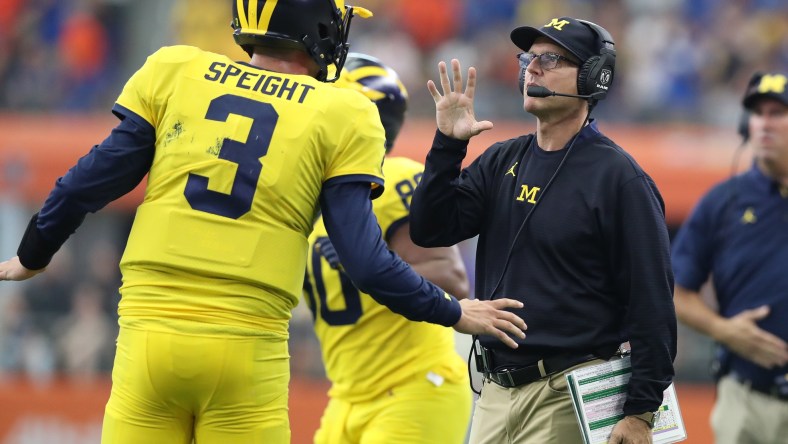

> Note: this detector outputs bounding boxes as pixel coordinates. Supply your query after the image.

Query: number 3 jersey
[305,157,466,403]
[114,46,386,338]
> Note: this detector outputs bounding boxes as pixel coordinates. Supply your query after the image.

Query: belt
[728,371,788,401]
[482,350,598,389]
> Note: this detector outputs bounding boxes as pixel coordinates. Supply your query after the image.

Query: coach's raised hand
[427,58,494,141]
[454,298,526,349]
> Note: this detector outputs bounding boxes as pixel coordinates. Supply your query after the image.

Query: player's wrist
[433,290,461,327]
[17,213,59,271]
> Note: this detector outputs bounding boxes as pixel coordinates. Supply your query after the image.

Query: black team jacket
[410,122,677,415]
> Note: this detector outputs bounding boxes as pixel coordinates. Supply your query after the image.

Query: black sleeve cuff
[433,129,471,152]
[17,213,62,270]
[432,291,463,327]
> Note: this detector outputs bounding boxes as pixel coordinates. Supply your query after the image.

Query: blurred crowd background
[0,0,787,388]
[2,0,788,123]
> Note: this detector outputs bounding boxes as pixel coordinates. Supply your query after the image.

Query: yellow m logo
[741,207,757,224]
[544,18,570,31]
[516,185,541,204]
[758,74,787,94]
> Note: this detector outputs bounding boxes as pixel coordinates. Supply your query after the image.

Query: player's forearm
[23,115,155,270]
[16,213,66,270]
[674,284,728,341]
[321,182,462,326]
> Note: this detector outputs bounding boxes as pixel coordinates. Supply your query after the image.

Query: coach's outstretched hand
[427,58,494,141]
[0,256,44,281]
[454,298,526,349]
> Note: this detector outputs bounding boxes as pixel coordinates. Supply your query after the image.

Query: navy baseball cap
[511,17,600,63]
[743,72,788,109]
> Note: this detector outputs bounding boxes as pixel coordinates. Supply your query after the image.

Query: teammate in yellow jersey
[0,1,527,443]
[305,54,472,444]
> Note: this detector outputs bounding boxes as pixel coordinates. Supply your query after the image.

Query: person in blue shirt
[672,71,788,444]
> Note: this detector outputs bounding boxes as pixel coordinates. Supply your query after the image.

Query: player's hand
[608,416,653,444]
[427,59,493,141]
[453,298,526,349]
[718,305,788,369]
[0,256,44,281]
[315,237,342,270]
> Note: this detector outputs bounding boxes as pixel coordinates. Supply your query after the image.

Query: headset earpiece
[576,20,616,103]
[576,56,598,96]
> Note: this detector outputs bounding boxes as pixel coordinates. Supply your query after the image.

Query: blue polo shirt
[672,163,788,386]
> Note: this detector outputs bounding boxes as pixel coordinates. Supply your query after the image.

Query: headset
[576,20,616,101]
[520,20,616,106]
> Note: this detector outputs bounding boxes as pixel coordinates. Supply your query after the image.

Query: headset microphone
[526,85,604,101]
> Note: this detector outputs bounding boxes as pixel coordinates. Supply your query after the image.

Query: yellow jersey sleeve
[115,46,206,127]
[322,88,386,198]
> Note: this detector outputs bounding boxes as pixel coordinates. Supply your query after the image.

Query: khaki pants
[711,375,788,444]
[468,359,604,444]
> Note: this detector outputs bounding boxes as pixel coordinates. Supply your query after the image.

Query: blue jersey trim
[324,174,385,199]
[112,103,155,134]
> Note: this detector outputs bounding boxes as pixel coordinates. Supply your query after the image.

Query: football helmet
[337,53,408,151]
[231,0,371,82]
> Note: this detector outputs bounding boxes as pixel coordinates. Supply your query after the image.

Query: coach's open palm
[427,59,494,141]
[454,298,527,349]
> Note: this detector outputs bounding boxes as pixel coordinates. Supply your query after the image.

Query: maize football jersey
[114,46,386,338]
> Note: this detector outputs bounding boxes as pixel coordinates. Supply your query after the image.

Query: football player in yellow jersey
[305,54,473,444]
[0,1,527,443]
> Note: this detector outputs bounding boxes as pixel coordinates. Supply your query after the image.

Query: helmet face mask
[330,8,355,81]
[231,0,363,82]
[337,53,408,151]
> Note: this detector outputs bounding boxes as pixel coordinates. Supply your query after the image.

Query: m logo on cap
[544,18,570,31]
[758,74,787,94]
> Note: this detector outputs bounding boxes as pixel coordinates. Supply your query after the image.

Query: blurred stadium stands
[0,0,786,443]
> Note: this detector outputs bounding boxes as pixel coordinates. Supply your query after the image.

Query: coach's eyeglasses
[517,52,578,71]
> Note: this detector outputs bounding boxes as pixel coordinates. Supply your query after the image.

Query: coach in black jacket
[410,16,676,444]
